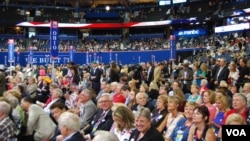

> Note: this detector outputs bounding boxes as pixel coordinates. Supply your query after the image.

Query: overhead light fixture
[26,10,30,15]
[106,6,110,11]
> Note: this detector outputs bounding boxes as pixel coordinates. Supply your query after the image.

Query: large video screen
[173,0,187,4]
[159,0,171,6]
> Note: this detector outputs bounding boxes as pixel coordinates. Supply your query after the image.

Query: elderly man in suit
[57,112,85,141]
[20,97,56,141]
[82,93,114,139]
[77,89,98,129]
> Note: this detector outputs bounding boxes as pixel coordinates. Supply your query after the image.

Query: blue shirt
[170,118,191,141]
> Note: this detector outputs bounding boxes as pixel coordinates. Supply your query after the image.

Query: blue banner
[174,28,207,37]
[69,46,74,61]
[50,21,59,58]
[29,46,33,64]
[0,49,201,66]
[8,39,15,62]
[170,35,176,60]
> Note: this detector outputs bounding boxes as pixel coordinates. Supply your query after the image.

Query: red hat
[113,93,126,103]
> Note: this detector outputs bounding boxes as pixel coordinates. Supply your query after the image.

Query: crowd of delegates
[1,53,250,141]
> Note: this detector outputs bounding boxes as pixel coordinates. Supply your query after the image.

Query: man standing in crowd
[146,61,154,86]
[236,58,249,92]
[89,61,102,94]
[214,58,229,88]
[178,62,193,94]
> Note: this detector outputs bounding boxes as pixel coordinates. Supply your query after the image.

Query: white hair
[0,101,11,116]
[58,112,81,132]
[99,93,113,101]
[93,130,119,141]
[54,88,63,97]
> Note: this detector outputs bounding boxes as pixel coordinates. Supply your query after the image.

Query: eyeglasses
[99,100,110,104]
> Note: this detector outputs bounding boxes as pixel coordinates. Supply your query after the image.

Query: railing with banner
[0,48,203,66]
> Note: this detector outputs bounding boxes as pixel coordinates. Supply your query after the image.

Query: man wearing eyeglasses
[82,93,114,140]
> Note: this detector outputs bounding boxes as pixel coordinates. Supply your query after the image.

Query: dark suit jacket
[89,67,102,93]
[215,66,229,82]
[128,126,164,141]
[65,132,85,141]
[0,72,7,96]
[151,108,168,130]
[83,109,114,135]
[72,74,80,85]
[49,126,60,141]
[146,66,154,86]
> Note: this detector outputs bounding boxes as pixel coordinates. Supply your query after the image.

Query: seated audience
[187,105,216,141]
[170,101,199,141]
[158,96,184,140]
[222,93,248,124]
[57,112,85,141]
[49,102,68,141]
[20,97,56,141]
[110,106,135,141]
[131,92,154,112]
[0,101,18,141]
[128,107,164,141]
[92,130,119,141]
[151,95,168,131]
[82,93,114,139]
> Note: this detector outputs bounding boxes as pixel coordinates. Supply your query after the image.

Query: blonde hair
[204,90,216,104]
[4,89,22,101]
[200,63,208,72]
[168,95,181,105]
[215,95,229,112]
[113,106,135,131]
[157,95,168,108]
[185,101,199,109]
[219,80,228,88]
[140,83,149,93]
[225,113,246,125]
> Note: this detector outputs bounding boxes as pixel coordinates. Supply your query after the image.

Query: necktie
[92,111,106,133]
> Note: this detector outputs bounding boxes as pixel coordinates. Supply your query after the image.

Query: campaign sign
[222,125,250,139]
[50,21,59,58]
[69,46,74,61]
[8,39,15,62]
[29,46,33,64]
[170,35,176,60]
